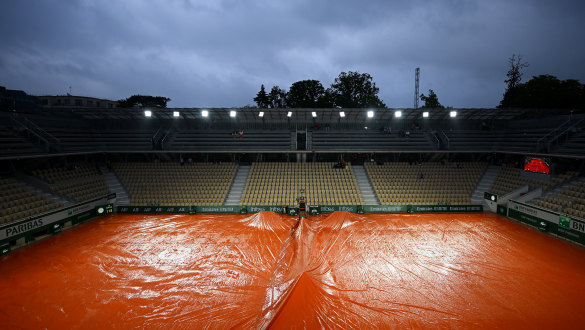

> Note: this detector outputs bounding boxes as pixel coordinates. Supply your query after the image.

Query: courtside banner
[117,206,191,214]
[507,200,585,245]
[411,205,483,213]
[196,206,240,213]
[0,194,115,243]
[364,205,408,213]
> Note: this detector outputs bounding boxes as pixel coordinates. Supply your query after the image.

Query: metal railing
[540,118,584,152]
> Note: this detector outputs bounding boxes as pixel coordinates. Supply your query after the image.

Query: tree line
[253,71,386,108]
[499,55,585,109]
[114,57,584,110]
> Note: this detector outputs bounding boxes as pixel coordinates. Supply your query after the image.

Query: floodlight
[201,110,209,117]
[450,111,457,118]
[230,110,236,117]
[144,110,152,117]
[287,111,292,117]
[339,111,345,117]
[173,111,180,117]
[367,110,374,118]
[423,111,429,118]
[259,111,264,117]
[395,110,402,118]
[312,112,317,117]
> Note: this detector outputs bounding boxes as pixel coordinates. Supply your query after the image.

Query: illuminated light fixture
[312,112,317,117]
[259,111,264,117]
[450,111,457,118]
[367,110,374,118]
[339,111,345,117]
[423,111,429,118]
[173,111,180,117]
[491,195,496,201]
[230,110,236,117]
[395,110,402,118]
[98,207,104,214]
[201,110,209,117]
[287,111,292,117]
[144,110,152,117]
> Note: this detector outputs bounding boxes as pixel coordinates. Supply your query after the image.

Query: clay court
[1,211,585,328]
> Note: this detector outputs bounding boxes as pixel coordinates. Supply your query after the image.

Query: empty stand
[0,178,63,224]
[240,163,363,206]
[0,126,44,157]
[32,166,111,203]
[530,178,585,219]
[365,162,487,205]
[311,130,435,151]
[113,162,237,206]
[167,130,294,151]
[42,128,156,152]
[442,128,551,152]
[488,167,577,196]
[553,129,585,156]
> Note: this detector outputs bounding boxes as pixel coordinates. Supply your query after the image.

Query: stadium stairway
[353,165,380,205]
[100,166,130,206]
[470,165,500,204]
[224,165,251,206]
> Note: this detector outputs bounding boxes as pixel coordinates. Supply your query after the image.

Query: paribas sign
[0,195,113,241]
[5,219,44,237]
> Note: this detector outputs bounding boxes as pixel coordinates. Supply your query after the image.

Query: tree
[328,71,386,108]
[287,80,331,108]
[504,75,585,109]
[117,95,171,108]
[253,84,270,108]
[268,86,287,108]
[499,54,529,108]
[420,89,444,108]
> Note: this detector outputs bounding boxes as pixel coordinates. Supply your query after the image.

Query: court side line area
[1,211,585,328]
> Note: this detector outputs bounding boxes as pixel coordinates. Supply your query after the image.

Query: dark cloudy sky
[1,0,584,108]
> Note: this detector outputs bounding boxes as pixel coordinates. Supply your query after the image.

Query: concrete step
[352,165,380,205]
[224,165,251,206]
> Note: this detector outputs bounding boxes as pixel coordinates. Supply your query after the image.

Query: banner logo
[559,216,571,229]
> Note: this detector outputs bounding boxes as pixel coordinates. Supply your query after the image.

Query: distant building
[38,95,117,109]
[0,86,41,111]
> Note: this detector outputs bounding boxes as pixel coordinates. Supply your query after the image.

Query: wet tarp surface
[1,211,585,328]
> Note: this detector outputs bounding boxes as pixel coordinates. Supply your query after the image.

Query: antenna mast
[414,68,420,109]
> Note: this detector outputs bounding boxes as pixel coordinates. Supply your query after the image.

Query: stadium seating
[365,162,487,205]
[553,130,585,156]
[0,126,44,157]
[32,166,111,203]
[42,128,155,152]
[240,162,363,206]
[531,180,585,219]
[113,162,237,206]
[311,130,435,151]
[167,130,293,151]
[488,167,577,196]
[443,128,551,152]
[0,178,63,224]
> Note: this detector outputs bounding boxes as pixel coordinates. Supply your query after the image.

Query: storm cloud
[1,0,584,108]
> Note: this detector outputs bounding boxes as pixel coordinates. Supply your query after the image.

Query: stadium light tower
[414,67,420,109]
